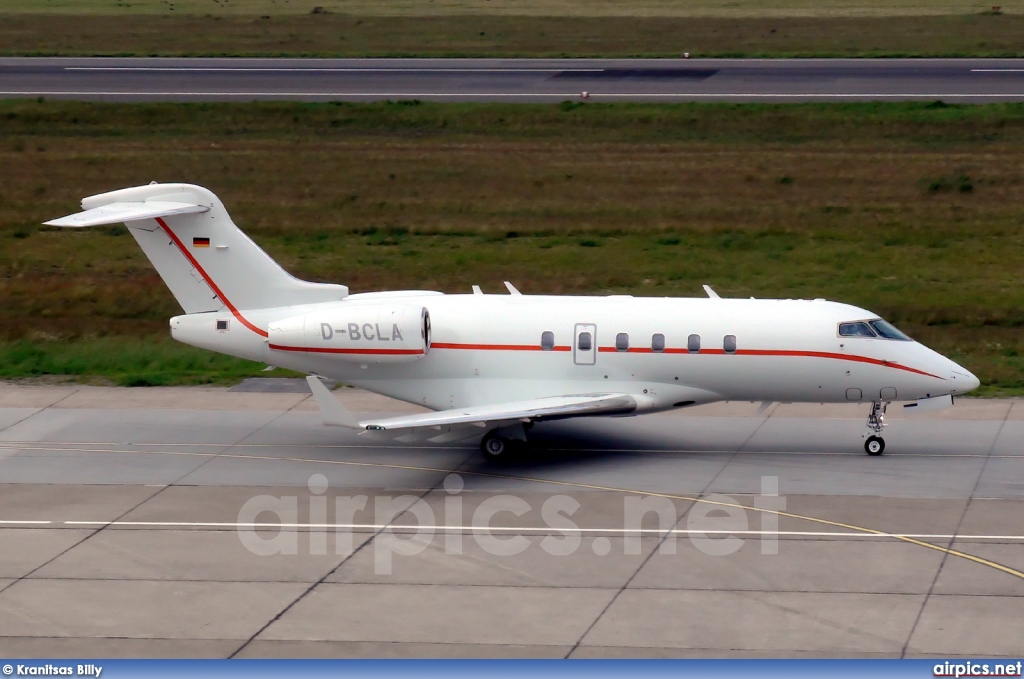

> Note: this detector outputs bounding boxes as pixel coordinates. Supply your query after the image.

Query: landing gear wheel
[481,433,511,459]
[865,436,885,456]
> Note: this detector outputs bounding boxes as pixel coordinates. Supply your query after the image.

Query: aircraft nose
[951,365,981,393]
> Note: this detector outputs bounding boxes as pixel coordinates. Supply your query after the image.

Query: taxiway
[0,383,1021,658]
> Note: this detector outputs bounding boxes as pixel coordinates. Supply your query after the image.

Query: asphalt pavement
[2,57,1024,102]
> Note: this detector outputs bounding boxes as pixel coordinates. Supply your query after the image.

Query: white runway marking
[1,519,1021,540]
[971,69,1024,72]
[61,67,606,73]
[63,67,606,73]
[4,91,1024,100]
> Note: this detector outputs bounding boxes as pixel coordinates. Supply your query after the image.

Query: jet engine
[269,304,430,364]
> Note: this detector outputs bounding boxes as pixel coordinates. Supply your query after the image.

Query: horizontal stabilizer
[44,201,210,228]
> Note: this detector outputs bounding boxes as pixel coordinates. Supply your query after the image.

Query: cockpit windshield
[838,319,912,341]
[868,319,912,341]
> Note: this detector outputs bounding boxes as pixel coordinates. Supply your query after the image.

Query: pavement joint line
[3,443,1021,582]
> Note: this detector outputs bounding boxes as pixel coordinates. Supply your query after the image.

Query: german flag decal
[193,237,210,248]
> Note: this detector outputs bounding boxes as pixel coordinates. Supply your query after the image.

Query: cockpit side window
[838,321,877,338]
[869,319,912,341]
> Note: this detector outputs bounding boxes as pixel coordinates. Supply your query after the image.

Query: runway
[3,57,1024,102]
[0,383,1021,658]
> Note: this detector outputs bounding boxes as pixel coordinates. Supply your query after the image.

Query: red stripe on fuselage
[268,344,424,356]
[432,342,572,352]
[442,342,943,379]
[156,217,268,338]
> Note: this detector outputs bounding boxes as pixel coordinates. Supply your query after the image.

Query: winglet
[305,376,362,429]
[504,281,522,295]
[703,284,720,299]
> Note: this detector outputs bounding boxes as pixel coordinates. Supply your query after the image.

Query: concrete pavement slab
[906,594,1024,656]
[236,640,572,658]
[260,583,616,646]
[957,499,1024,536]
[0,485,161,522]
[391,489,692,530]
[0,579,308,640]
[115,485,407,526]
[328,535,659,588]
[30,529,373,583]
[975,459,1024,498]
[0,637,240,658]
[0,450,220,485]
[628,539,944,594]
[931,542,1024,596]
[570,647,900,658]
[0,529,94,579]
[581,590,924,653]
[0,408,281,446]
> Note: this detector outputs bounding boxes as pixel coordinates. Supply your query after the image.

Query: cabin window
[687,334,701,353]
[578,331,593,351]
[615,333,629,351]
[652,333,665,353]
[838,321,877,338]
[216,319,228,331]
[724,334,737,353]
[541,331,555,351]
[869,319,912,341]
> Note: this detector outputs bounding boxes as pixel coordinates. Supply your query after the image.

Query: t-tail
[44,183,348,323]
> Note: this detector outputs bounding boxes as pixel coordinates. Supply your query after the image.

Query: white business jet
[47,183,980,458]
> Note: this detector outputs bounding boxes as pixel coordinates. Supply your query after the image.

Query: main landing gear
[480,424,530,460]
[864,401,888,456]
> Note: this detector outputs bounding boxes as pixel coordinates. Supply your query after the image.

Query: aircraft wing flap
[304,377,637,432]
[361,393,637,431]
[44,201,210,228]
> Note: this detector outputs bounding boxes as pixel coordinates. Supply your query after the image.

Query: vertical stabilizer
[47,183,348,315]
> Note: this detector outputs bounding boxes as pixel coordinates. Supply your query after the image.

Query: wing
[306,376,637,442]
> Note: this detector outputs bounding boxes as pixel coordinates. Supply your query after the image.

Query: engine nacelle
[269,304,430,364]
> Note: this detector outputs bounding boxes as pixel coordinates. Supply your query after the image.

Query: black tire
[865,436,885,456]
[481,433,509,459]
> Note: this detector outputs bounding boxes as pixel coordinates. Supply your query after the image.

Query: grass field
[3,1,1024,57]
[5,0,1022,17]
[1,100,1023,392]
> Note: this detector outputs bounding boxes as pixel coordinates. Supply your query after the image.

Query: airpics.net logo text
[234,473,786,574]
[934,661,1023,677]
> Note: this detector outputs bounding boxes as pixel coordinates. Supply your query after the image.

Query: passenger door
[574,323,597,366]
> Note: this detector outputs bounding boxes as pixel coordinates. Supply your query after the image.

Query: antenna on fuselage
[504,281,522,295]
[703,284,720,299]
[472,285,483,295]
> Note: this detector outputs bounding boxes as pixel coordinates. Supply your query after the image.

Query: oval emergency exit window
[578,332,592,351]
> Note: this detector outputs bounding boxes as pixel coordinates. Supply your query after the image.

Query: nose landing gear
[863,401,888,456]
